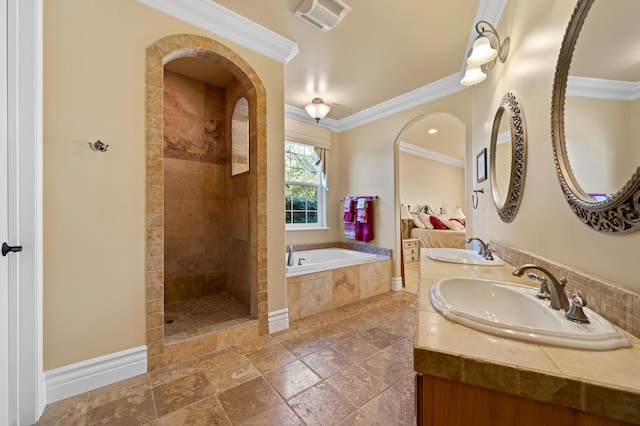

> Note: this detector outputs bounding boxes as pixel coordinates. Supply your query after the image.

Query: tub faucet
[287,245,294,267]
[466,238,493,260]
[512,264,570,311]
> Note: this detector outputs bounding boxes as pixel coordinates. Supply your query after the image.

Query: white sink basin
[426,248,505,266]
[430,278,631,350]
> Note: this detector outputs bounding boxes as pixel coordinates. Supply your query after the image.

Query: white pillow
[437,214,451,222]
[418,213,435,229]
[411,213,426,229]
[445,219,465,230]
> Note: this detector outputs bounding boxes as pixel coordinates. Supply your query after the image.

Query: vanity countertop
[414,251,640,424]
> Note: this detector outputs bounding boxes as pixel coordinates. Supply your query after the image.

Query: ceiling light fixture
[304,98,331,123]
[460,20,510,86]
[427,128,438,135]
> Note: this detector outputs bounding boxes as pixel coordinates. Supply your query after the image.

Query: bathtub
[285,248,378,275]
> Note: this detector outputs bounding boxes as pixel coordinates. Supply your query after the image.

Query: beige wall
[471,0,640,292]
[336,91,473,278]
[43,0,285,370]
[398,152,465,216]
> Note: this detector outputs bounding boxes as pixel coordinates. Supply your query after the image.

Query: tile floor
[36,289,418,425]
[164,293,253,344]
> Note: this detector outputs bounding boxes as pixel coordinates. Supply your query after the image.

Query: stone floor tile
[241,401,305,426]
[301,347,353,379]
[360,386,404,426]
[336,410,381,426]
[358,350,407,386]
[85,388,156,426]
[87,374,151,410]
[331,336,380,363]
[245,343,297,373]
[357,326,403,349]
[327,364,389,408]
[201,355,261,393]
[156,395,230,426]
[152,372,214,417]
[280,331,333,358]
[263,359,322,399]
[35,291,417,426]
[235,334,275,355]
[217,376,284,425]
[148,359,201,387]
[35,394,89,426]
[288,382,356,426]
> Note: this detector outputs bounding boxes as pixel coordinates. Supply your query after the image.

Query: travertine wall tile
[333,266,360,307]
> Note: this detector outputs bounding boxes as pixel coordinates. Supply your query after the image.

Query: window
[285,140,325,228]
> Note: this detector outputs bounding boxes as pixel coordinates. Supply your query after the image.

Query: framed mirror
[490,92,527,223]
[551,0,640,233]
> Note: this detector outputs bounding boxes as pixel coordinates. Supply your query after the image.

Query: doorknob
[2,242,22,256]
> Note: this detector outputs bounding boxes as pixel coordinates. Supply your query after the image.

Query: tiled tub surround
[415,249,640,424]
[286,244,392,321]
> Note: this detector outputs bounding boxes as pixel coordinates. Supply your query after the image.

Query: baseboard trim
[44,346,147,403]
[391,277,403,292]
[268,308,289,333]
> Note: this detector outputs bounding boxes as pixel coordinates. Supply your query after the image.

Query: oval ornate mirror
[551,0,640,233]
[490,92,527,222]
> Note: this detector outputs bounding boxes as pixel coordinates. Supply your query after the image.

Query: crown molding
[286,73,466,133]
[137,0,299,64]
[399,141,465,168]
[567,76,640,101]
[336,74,466,132]
[497,130,510,145]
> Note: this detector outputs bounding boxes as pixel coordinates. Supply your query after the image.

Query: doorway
[394,112,466,292]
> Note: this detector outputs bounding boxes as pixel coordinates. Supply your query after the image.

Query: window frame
[284,140,327,230]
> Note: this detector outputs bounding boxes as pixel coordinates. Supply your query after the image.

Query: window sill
[286,227,330,232]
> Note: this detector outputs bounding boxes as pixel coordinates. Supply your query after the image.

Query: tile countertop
[414,251,640,425]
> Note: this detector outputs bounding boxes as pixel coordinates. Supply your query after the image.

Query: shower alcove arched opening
[145,34,268,370]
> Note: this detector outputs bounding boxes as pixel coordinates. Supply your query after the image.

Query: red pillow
[430,215,448,230]
[451,218,466,228]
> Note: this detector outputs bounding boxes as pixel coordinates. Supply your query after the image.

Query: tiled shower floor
[164,293,253,343]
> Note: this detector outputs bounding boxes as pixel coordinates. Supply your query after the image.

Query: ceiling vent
[294,0,351,32]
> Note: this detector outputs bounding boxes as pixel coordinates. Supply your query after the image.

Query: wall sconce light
[460,20,510,86]
[304,98,331,123]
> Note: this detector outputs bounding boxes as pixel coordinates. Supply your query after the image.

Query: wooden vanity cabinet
[416,374,634,426]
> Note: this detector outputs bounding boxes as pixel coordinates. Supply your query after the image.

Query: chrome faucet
[466,238,493,260]
[287,245,294,267]
[512,264,570,311]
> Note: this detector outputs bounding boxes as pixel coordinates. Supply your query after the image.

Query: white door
[0,0,10,422]
[1,0,44,424]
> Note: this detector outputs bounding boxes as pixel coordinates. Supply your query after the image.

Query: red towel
[355,197,374,242]
[343,197,355,222]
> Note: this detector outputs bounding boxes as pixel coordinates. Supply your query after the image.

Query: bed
[407,205,466,248]
[410,228,466,249]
